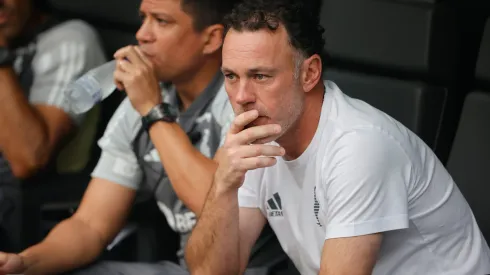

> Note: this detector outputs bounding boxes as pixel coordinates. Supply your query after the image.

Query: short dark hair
[224,0,325,59]
[181,0,241,32]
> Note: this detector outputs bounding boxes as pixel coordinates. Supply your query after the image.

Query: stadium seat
[320,0,460,82]
[446,92,490,242]
[447,17,490,243]
[325,69,446,149]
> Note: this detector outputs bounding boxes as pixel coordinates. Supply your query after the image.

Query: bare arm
[0,68,73,178]
[186,181,266,275]
[185,110,284,275]
[113,46,226,216]
[0,178,136,275]
[319,234,383,275]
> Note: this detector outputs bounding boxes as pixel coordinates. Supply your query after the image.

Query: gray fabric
[68,260,270,275]
[131,73,229,260]
[0,19,104,251]
[67,261,188,275]
[92,73,234,261]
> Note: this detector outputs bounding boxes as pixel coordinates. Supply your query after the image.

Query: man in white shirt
[185,0,490,274]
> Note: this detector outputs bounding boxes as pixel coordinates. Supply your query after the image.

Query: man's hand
[0,252,27,275]
[113,45,162,116]
[214,110,285,191]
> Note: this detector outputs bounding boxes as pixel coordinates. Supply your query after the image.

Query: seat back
[446,92,490,241]
[325,70,446,149]
[447,18,490,242]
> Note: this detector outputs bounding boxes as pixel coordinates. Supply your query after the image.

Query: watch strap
[141,103,178,131]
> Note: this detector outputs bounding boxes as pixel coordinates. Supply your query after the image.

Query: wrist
[213,179,239,198]
[138,101,162,117]
[19,251,36,273]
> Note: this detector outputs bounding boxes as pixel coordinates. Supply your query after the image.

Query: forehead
[140,0,183,14]
[223,26,295,69]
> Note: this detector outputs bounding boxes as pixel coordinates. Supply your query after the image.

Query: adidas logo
[266,193,283,217]
[314,187,322,227]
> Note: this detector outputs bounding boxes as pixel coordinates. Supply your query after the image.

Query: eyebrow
[139,10,173,20]
[221,67,277,75]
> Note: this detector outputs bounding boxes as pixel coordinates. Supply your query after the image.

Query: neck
[278,82,325,160]
[174,53,222,110]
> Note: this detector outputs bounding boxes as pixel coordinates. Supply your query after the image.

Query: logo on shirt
[144,149,161,162]
[266,193,283,217]
[314,186,322,227]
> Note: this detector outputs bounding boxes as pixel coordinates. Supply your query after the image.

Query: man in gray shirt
[0,0,105,251]
[0,0,286,274]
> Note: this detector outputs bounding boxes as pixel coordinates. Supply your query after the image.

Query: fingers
[134,46,152,67]
[113,69,127,91]
[114,45,145,67]
[228,110,259,135]
[239,157,278,171]
[232,144,285,159]
[230,124,281,145]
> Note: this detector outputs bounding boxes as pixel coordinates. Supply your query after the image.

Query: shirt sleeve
[238,169,264,209]
[322,129,412,240]
[91,99,143,189]
[29,20,106,124]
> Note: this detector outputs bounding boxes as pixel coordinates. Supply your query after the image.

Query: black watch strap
[141,103,178,131]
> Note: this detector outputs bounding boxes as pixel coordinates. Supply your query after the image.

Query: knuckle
[230,158,241,169]
[254,146,262,156]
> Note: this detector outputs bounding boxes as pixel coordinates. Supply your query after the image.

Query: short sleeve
[29,20,106,124]
[91,99,143,189]
[322,129,412,240]
[238,169,264,209]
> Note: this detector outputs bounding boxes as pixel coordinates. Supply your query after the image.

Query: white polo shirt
[238,81,490,275]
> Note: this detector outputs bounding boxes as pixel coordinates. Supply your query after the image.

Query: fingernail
[280,148,286,155]
[275,125,282,132]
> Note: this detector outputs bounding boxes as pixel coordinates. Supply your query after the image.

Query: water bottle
[65,60,117,114]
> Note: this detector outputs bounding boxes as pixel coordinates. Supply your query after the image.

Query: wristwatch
[0,47,16,67]
[141,103,178,131]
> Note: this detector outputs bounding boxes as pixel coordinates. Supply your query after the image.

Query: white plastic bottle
[65,60,117,114]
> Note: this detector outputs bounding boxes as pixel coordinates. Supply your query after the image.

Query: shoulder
[210,82,234,127]
[320,127,412,182]
[37,19,101,47]
[100,97,143,145]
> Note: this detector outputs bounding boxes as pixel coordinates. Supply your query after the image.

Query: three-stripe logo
[266,192,283,217]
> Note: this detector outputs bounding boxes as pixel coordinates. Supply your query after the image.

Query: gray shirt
[0,19,106,184]
[92,73,234,259]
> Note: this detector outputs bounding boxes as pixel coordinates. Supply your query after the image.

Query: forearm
[20,217,106,275]
[186,183,241,275]
[149,121,218,215]
[0,68,50,175]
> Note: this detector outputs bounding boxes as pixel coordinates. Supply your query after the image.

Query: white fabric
[238,81,490,275]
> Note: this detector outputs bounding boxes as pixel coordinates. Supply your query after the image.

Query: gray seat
[447,17,490,243]
[320,0,460,81]
[446,91,490,242]
[325,69,446,150]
